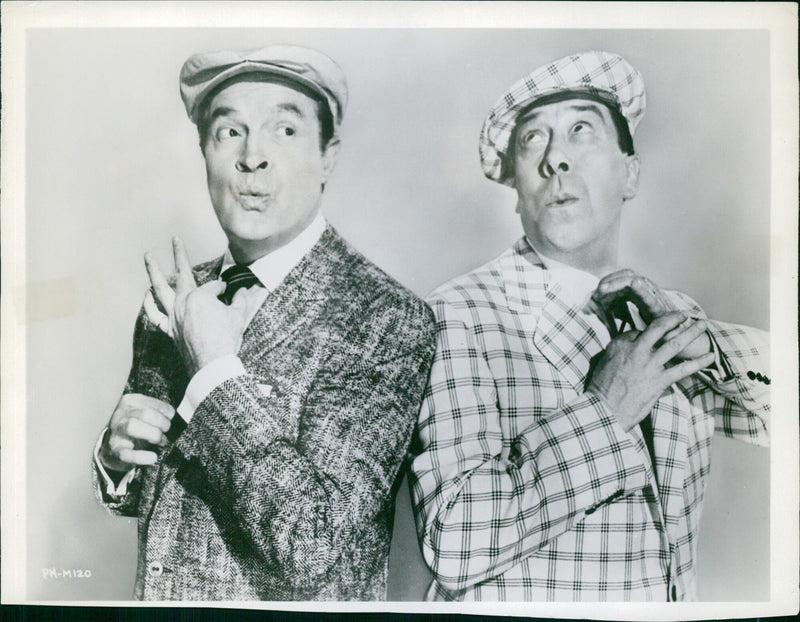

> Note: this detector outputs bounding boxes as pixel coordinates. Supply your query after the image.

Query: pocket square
[257,383,274,398]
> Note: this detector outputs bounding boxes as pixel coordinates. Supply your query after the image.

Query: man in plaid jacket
[92,45,435,600]
[409,51,770,601]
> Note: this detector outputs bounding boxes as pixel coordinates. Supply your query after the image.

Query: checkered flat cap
[180,45,348,130]
[479,51,646,186]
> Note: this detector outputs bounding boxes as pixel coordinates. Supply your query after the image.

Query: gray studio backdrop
[26,28,770,601]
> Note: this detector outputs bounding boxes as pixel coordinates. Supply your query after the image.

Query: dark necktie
[219,265,261,305]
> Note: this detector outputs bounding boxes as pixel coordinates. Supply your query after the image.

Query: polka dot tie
[219,265,261,305]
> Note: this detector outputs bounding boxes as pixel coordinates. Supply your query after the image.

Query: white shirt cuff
[94,427,137,496]
[176,354,247,422]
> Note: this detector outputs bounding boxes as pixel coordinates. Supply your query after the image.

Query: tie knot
[219,265,261,304]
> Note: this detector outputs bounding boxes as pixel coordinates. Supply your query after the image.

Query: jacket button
[747,371,756,380]
[148,561,163,577]
[671,584,678,601]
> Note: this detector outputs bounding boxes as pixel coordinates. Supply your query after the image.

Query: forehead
[515,97,614,128]
[207,78,320,118]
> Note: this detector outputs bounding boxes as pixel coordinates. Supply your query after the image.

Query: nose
[235,138,269,173]
[539,138,570,178]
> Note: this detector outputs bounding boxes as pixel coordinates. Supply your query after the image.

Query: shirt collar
[525,236,601,308]
[222,212,326,291]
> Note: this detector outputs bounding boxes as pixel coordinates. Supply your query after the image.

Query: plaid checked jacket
[94,226,436,600]
[409,238,769,601]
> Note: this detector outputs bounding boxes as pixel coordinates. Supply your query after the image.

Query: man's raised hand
[142,237,264,376]
[585,311,716,432]
[591,269,712,360]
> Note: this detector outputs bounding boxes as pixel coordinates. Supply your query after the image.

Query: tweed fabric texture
[409,237,769,601]
[480,51,646,186]
[94,226,436,600]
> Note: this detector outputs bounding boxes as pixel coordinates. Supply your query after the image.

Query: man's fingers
[144,252,175,316]
[135,408,173,433]
[636,311,688,349]
[136,395,175,420]
[231,286,267,318]
[107,435,134,455]
[172,237,197,294]
[123,416,168,447]
[652,319,707,366]
[198,279,226,296]
[663,351,716,385]
[143,291,170,334]
[117,448,159,467]
[120,393,175,420]
[593,270,637,299]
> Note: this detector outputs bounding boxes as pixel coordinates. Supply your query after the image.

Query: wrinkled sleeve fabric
[409,296,649,593]
[667,291,770,446]
[172,297,436,590]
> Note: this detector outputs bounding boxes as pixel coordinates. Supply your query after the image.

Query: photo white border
[2,1,797,618]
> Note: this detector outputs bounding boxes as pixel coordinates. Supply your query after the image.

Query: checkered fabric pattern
[479,51,646,186]
[409,238,770,601]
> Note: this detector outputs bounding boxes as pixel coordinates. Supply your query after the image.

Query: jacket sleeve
[172,297,436,590]
[408,296,650,594]
[667,291,770,446]
[92,306,189,516]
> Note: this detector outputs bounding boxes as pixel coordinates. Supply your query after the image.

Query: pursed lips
[236,188,273,210]
[544,193,579,208]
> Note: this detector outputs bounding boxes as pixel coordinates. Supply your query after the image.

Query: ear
[622,154,640,202]
[320,137,341,182]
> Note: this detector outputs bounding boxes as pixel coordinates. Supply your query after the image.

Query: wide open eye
[216,126,243,142]
[571,121,593,135]
[518,129,546,149]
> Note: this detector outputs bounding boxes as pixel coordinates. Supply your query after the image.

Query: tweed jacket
[94,226,436,600]
[409,237,769,601]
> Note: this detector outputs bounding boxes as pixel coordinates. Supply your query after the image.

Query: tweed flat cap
[179,45,348,129]
[479,51,646,186]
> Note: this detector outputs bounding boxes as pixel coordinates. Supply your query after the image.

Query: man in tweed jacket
[409,51,770,601]
[92,45,435,600]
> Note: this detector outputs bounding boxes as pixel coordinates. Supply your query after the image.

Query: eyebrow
[208,106,237,125]
[275,102,305,118]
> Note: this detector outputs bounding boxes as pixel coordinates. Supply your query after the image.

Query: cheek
[578,155,628,204]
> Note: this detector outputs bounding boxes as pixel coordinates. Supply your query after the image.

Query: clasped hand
[143,237,263,376]
[591,269,711,360]
[586,270,715,431]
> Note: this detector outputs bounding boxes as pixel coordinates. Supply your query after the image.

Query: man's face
[201,80,338,262]
[512,98,639,269]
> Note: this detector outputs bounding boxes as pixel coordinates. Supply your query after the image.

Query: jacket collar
[239,225,338,362]
[503,238,608,393]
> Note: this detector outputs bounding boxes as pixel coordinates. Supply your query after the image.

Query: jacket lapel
[506,240,605,393]
[239,227,333,362]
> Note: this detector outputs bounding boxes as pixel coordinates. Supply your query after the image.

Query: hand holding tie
[142,237,264,376]
[591,269,712,360]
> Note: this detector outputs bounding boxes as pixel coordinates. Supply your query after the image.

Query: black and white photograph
[1,1,797,616]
